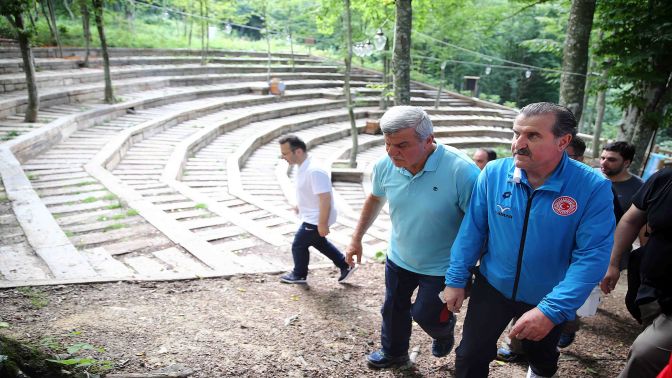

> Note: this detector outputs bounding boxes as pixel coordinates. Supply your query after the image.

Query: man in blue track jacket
[443,102,615,378]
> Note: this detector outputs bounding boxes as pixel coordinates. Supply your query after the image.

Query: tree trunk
[45,0,63,57]
[621,77,672,172]
[559,0,596,122]
[393,0,411,105]
[79,0,91,67]
[63,0,74,19]
[591,88,606,158]
[13,13,39,122]
[92,0,114,103]
[343,0,358,168]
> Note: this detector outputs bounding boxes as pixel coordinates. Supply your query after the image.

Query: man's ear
[558,134,572,151]
[624,159,632,169]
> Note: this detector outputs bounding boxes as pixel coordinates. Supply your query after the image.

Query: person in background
[472,148,497,170]
[278,135,356,285]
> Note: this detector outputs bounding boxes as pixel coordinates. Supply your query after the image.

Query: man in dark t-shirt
[601,141,644,213]
[600,142,644,270]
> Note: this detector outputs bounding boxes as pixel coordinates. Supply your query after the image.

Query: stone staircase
[0,47,518,287]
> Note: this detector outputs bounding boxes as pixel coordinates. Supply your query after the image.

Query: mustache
[513,148,531,157]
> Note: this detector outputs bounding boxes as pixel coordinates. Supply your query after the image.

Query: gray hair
[519,102,577,138]
[379,106,433,140]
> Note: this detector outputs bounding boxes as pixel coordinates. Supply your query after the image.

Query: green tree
[596,0,672,171]
[1,0,40,122]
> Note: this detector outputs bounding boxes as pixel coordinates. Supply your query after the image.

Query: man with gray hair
[443,102,615,377]
[345,106,479,368]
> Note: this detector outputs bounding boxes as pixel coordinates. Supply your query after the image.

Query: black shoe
[431,335,455,357]
[366,349,409,368]
[280,272,307,284]
[338,265,358,283]
[557,332,576,348]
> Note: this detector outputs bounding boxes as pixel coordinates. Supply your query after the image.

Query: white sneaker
[526,366,558,378]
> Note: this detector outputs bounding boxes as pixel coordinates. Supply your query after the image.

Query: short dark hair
[603,141,636,162]
[278,135,306,152]
[519,102,577,138]
[478,148,497,162]
[568,136,586,157]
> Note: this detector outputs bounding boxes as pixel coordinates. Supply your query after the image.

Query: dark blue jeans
[381,258,456,357]
[455,273,565,378]
[291,222,348,277]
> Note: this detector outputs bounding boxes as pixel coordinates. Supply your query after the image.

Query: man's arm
[600,205,647,294]
[345,194,386,266]
[317,192,332,237]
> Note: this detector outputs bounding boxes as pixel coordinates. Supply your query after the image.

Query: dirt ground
[0,262,641,377]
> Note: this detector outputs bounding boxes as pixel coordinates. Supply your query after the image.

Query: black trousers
[455,273,565,378]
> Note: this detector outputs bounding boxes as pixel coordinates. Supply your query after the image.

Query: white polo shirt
[296,157,337,226]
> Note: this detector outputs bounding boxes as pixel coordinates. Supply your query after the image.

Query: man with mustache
[346,106,479,369]
[443,102,615,378]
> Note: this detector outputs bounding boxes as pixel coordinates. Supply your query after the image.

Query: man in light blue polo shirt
[345,106,479,368]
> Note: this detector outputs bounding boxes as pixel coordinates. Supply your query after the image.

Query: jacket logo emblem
[552,196,578,216]
[496,205,511,213]
[496,204,512,218]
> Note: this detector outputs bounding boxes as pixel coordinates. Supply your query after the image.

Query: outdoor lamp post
[374,29,389,109]
[525,69,532,78]
[435,60,448,109]
[224,22,232,35]
[485,65,492,75]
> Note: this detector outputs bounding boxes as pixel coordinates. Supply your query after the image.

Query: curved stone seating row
[0,62,352,93]
[0,47,310,60]
[0,55,325,75]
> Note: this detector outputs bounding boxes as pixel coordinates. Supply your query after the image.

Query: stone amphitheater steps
[100,92,368,275]
[12,87,344,284]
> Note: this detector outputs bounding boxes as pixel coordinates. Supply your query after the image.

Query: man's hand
[509,307,555,341]
[345,240,363,267]
[600,265,621,295]
[318,223,329,237]
[442,287,465,314]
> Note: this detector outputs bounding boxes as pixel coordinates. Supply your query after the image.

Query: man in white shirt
[278,135,356,284]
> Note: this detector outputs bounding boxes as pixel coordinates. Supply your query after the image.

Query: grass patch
[104,223,126,232]
[0,194,8,202]
[39,332,114,374]
[110,213,127,220]
[75,181,98,187]
[64,230,74,237]
[26,173,39,180]
[102,194,117,201]
[1,130,19,141]
[16,287,49,309]
[194,203,207,209]
[126,209,139,216]
[105,203,122,210]
[82,196,98,203]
